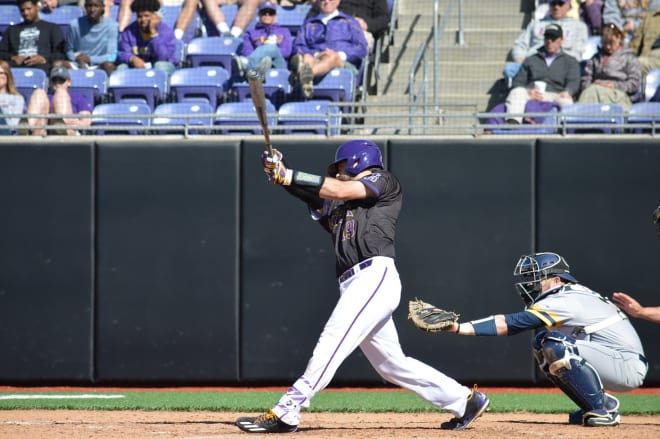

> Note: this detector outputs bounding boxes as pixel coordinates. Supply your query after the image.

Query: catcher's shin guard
[533,332,606,413]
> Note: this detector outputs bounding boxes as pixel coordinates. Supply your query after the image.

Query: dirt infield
[0,410,659,438]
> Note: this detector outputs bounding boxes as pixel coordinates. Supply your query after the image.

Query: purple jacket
[241,22,293,59]
[293,11,368,65]
[117,21,177,65]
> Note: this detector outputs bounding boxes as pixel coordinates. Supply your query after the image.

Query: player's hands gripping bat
[408,298,460,333]
[261,148,292,186]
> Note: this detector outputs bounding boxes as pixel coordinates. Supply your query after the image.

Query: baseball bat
[247,70,273,157]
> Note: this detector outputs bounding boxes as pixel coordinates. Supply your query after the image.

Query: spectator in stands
[538,1,604,35]
[64,0,118,76]
[578,22,641,109]
[0,61,26,127]
[26,65,92,135]
[289,0,367,98]
[630,0,660,75]
[116,0,178,75]
[118,0,199,41]
[603,0,651,41]
[337,0,389,52]
[504,24,581,124]
[201,0,260,38]
[42,0,82,13]
[233,1,292,79]
[0,0,66,73]
[504,0,588,83]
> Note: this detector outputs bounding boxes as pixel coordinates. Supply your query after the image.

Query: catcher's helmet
[327,140,383,176]
[513,252,578,306]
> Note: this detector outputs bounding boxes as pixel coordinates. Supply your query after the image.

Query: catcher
[409,252,647,427]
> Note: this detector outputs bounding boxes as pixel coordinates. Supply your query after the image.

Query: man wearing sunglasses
[504,0,588,83]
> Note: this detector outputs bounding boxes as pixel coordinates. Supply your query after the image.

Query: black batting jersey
[317,170,402,277]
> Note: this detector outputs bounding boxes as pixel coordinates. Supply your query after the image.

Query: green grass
[0,391,658,415]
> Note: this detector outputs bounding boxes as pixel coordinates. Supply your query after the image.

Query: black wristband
[455,323,461,334]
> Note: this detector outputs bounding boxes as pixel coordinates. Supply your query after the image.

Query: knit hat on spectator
[259,1,277,14]
[50,66,70,81]
[544,24,563,40]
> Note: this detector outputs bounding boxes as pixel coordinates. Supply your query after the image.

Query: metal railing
[8,105,660,138]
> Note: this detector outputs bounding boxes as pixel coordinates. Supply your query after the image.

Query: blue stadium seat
[309,68,356,112]
[108,69,169,110]
[152,102,215,134]
[161,5,201,43]
[627,102,660,133]
[232,68,290,108]
[91,102,151,135]
[68,69,108,107]
[185,36,242,76]
[0,5,21,34]
[276,4,311,36]
[169,66,230,109]
[560,103,625,134]
[644,68,660,102]
[488,107,558,135]
[277,100,341,135]
[41,5,84,39]
[214,100,276,134]
[12,67,47,103]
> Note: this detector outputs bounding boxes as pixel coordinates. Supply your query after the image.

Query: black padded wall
[0,142,94,382]
[537,139,660,383]
[390,139,537,384]
[94,140,240,383]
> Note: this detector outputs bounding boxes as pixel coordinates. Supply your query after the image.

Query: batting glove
[261,148,283,171]
[266,160,293,186]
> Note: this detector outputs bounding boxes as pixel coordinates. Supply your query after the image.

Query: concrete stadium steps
[371,0,526,116]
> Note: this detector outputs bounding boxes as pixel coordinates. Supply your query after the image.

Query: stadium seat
[309,68,356,112]
[0,5,21,35]
[12,67,47,103]
[232,68,290,109]
[214,100,276,134]
[644,68,660,102]
[487,105,558,135]
[91,102,151,135]
[68,69,108,107]
[108,69,169,110]
[560,103,625,134]
[41,5,84,39]
[627,102,660,133]
[152,102,215,134]
[161,5,201,43]
[276,4,311,36]
[169,66,230,109]
[185,36,242,76]
[277,100,341,135]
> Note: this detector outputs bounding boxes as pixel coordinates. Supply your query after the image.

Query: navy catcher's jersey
[318,170,402,276]
[505,284,645,356]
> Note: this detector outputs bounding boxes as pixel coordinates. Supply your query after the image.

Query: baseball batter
[236,140,490,433]
[430,252,647,427]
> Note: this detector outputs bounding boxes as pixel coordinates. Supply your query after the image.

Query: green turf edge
[0,391,658,415]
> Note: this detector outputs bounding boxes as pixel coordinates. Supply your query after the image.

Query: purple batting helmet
[327,140,384,176]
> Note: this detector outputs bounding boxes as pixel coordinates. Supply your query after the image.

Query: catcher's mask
[327,139,383,177]
[513,252,578,306]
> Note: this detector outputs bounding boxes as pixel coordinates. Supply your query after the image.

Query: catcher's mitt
[408,298,460,333]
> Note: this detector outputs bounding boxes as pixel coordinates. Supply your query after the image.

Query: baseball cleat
[236,409,297,433]
[583,409,620,427]
[568,393,620,425]
[440,385,490,430]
